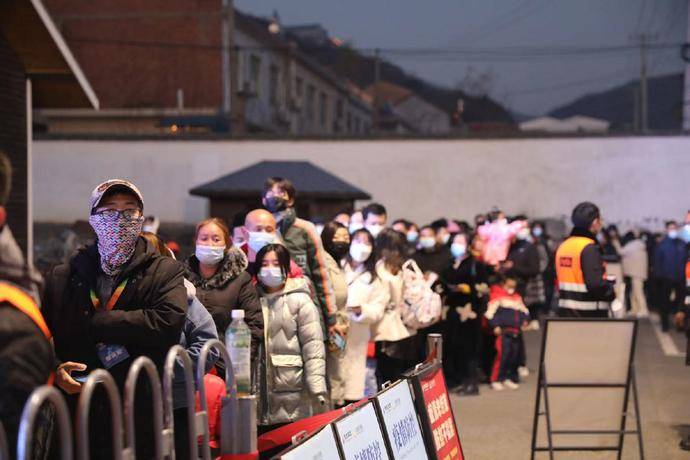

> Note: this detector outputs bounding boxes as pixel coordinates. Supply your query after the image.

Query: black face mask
[264,196,288,213]
[330,242,350,260]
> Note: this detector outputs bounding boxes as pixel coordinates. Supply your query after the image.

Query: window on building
[319,92,328,128]
[336,99,344,119]
[346,112,352,132]
[269,64,279,107]
[305,84,316,123]
[249,54,261,95]
[354,116,361,133]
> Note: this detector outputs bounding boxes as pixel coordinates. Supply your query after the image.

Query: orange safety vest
[0,281,54,384]
[555,236,608,311]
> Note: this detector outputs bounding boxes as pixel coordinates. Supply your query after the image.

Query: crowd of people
[2,148,690,457]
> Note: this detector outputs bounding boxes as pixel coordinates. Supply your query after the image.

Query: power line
[65,36,683,61]
[506,67,637,96]
[457,0,547,44]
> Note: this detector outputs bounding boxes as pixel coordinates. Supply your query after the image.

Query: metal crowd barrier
[10,340,260,459]
[17,386,72,460]
[427,332,443,365]
[163,345,198,460]
[123,357,166,459]
[76,369,126,460]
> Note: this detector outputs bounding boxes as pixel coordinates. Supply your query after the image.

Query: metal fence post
[76,369,125,460]
[197,339,235,460]
[17,386,72,460]
[426,333,443,365]
[0,421,8,460]
[163,345,198,460]
[123,356,165,460]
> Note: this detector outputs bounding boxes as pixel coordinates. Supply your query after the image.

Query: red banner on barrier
[417,366,463,460]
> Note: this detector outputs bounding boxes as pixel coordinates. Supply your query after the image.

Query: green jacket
[278,208,336,328]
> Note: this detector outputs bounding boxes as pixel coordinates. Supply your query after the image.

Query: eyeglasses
[91,208,143,221]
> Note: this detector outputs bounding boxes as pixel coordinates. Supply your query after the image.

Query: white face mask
[247,231,275,253]
[532,227,543,238]
[516,229,531,241]
[350,242,373,263]
[232,238,246,248]
[259,266,285,288]
[196,245,225,266]
[365,224,384,238]
[440,233,450,245]
[420,237,436,249]
[349,222,364,234]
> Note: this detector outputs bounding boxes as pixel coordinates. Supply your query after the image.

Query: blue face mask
[681,225,690,243]
[248,231,275,253]
[259,266,285,288]
[669,230,679,239]
[407,231,419,243]
[195,245,225,266]
[451,244,467,259]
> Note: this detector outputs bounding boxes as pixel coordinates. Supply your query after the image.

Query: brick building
[37,1,372,136]
[0,0,97,255]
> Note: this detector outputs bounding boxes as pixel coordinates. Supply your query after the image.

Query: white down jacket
[340,263,390,400]
[257,278,327,425]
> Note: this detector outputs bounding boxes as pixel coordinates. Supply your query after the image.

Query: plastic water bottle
[225,309,251,394]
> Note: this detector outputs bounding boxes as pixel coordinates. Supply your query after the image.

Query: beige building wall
[34,137,690,230]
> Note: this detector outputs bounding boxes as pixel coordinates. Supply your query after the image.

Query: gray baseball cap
[90,179,144,212]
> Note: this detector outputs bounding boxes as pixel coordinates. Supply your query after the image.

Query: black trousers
[375,336,417,388]
[173,407,192,460]
[443,311,480,386]
[658,279,685,331]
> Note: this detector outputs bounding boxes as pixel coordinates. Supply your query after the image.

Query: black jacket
[506,239,541,294]
[184,247,263,358]
[568,228,616,302]
[0,224,54,457]
[43,237,187,385]
[440,255,489,310]
[414,246,453,279]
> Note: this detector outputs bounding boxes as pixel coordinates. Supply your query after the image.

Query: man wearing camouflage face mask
[42,179,187,459]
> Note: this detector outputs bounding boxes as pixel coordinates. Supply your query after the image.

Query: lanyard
[90,279,128,311]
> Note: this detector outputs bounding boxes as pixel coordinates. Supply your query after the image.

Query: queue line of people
[3,146,690,457]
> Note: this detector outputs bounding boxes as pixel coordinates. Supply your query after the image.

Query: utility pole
[373,48,380,133]
[682,0,690,131]
[221,0,241,133]
[630,33,656,134]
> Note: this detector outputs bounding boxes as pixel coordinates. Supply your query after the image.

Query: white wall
[33,137,690,230]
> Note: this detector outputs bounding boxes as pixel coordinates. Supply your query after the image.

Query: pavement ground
[451,314,690,459]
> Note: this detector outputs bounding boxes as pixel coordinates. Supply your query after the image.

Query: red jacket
[195,373,227,449]
[485,285,529,333]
